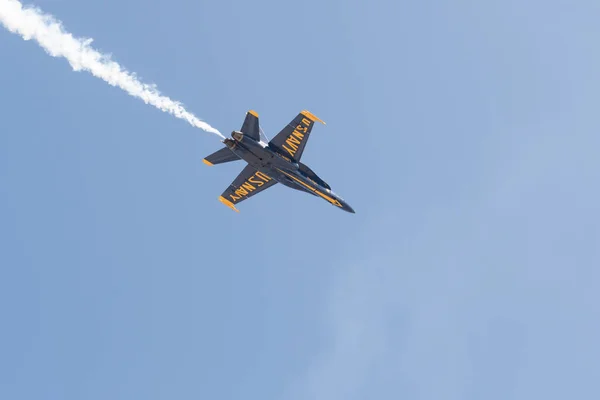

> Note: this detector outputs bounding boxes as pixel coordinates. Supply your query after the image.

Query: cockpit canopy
[299,162,331,190]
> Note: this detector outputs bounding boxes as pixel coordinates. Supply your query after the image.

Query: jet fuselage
[223,131,355,213]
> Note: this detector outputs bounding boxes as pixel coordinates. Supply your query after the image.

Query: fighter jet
[203,110,355,213]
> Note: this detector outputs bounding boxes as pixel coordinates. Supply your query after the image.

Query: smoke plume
[0,0,223,138]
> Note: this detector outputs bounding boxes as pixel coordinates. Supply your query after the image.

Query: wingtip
[203,159,214,166]
[301,110,326,125]
[219,196,240,212]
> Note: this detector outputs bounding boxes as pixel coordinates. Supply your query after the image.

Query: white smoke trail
[0,0,224,138]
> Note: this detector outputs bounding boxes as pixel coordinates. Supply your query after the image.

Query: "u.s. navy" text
[229,171,272,201]
[281,118,312,157]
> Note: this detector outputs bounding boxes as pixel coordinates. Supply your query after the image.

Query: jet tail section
[203,147,240,166]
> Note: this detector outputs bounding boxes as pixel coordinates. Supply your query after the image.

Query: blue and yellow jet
[203,110,355,213]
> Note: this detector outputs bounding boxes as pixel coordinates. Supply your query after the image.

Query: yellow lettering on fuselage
[229,171,272,203]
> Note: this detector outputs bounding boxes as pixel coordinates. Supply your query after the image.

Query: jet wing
[268,110,325,161]
[218,164,277,212]
[240,110,260,141]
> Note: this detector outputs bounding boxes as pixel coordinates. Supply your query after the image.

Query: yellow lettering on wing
[282,144,296,157]
[280,117,313,157]
[235,187,249,197]
[282,133,303,157]
[293,129,305,139]
[242,182,256,191]
[256,172,271,182]
[227,172,272,203]
[286,135,301,147]
[248,176,264,186]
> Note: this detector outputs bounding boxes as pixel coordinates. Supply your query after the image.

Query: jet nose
[341,201,355,214]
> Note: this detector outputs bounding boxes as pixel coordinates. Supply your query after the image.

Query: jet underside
[203,110,354,213]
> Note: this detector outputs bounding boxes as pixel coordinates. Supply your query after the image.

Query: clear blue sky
[1,0,600,399]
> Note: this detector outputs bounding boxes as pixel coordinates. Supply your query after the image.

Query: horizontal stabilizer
[203,147,240,166]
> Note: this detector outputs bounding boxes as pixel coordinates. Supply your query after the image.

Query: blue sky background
[1,0,600,399]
